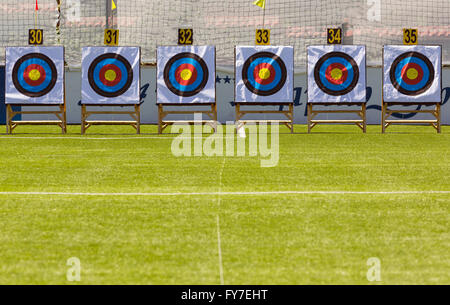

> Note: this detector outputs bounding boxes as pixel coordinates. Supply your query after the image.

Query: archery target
[383,45,441,102]
[242,52,287,96]
[5,47,64,104]
[236,46,293,103]
[308,45,366,103]
[82,47,140,104]
[314,52,359,96]
[157,46,215,104]
[164,52,209,97]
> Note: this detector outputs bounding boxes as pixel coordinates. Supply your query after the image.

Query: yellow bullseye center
[28,69,41,81]
[407,68,419,80]
[105,70,117,82]
[330,68,343,80]
[258,68,271,80]
[180,69,193,81]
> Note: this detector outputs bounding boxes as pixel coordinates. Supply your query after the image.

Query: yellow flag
[112,0,117,10]
[253,0,265,9]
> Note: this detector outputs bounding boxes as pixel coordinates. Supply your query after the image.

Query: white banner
[81,47,140,104]
[157,46,216,104]
[5,47,64,104]
[308,45,366,103]
[383,45,441,103]
[235,46,294,103]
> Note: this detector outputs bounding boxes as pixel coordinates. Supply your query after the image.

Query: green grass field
[0,124,449,285]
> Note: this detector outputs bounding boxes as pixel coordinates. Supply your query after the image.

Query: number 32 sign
[178,29,193,45]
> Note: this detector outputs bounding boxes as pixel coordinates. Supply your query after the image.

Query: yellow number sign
[403,29,418,45]
[28,29,43,45]
[327,28,342,45]
[178,29,193,45]
[255,29,270,45]
[104,29,119,46]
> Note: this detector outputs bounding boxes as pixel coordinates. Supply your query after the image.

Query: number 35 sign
[403,29,418,45]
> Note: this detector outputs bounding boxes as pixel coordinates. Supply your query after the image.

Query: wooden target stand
[381,40,442,133]
[307,30,367,133]
[158,103,217,134]
[235,102,294,133]
[81,103,141,135]
[381,101,441,133]
[6,42,67,134]
[6,102,67,134]
[307,102,367,133]
[157,37,217,134]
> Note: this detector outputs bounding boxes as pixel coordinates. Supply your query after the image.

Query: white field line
[216,158,226,285]
[216,215,224,286]
[0,191,449,196]
[0,136,236,140]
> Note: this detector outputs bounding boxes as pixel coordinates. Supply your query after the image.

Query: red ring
[253,63,276,85]
[23,64,46,87]
[99,64,122,87]
[175,64,198,86]
[400,62,423,86]
[325,63,348,85]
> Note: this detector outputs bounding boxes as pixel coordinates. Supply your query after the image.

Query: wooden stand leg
[381,101,386,134]
[6,105,10,134]
[362,103,367,133]
[81,105,86,135]
[6,105,12,134]
[289,103,294,134]
[61,104,67,134]
[158,104,163,134]
[235,103,241,133]
[136,104,141,134]
[307,103,312,134]
[436,103,441,134]
[212,103,218,133]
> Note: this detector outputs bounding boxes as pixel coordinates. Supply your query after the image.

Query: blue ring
[394,57,430,92]
[246,57,282,92]
[168,57,205,92]
[92,58,129,93]
[318,57,355,92]
[16,58,53,93]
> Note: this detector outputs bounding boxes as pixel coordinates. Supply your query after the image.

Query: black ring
[314,51,359,96]
[163,52,209,97]
[12,53,57,98]
[389,51,434,96]
[88,53,133,98]
[242,52,287,96]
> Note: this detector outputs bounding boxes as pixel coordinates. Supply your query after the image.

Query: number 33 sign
[255,29,270,45]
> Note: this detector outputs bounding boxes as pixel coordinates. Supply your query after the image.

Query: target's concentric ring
[164,52,209,97]
[88,53,133,98]
[242,52,287,96]
[390,51,434,96]
[12,53,57,98]
[314,51,359,96]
